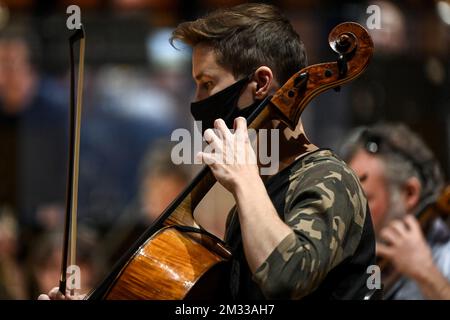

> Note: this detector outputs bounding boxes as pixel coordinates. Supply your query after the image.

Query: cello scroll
[269,22,373,129]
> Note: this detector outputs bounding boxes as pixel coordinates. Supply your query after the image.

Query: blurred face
[34,247,94,294]
[0,39,36,113]
[34,247,61,294]
[191,44,254,106]
[348,148,391,234]
[141,174,187,222]
[0,217,18,259]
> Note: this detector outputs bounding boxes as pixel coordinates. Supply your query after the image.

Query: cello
[62,22,374,299]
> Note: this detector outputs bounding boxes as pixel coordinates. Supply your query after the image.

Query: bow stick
[59,24,85,296]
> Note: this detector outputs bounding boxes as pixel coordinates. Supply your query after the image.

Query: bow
[59,24,85,296]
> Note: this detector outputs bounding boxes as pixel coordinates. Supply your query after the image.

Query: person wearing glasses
[340,123,450,299]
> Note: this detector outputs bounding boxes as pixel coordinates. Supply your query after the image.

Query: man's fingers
[203,128,221,148]
[48,287,60,298]
[38,286,86,300]
[214,118,231,139]
[376,242,393,258]
[234,117,248,133]
[379,227,398,245]
[389,220,407,237]
[196,151,217,166]
[48,287,66,300]
[404,214,421,233]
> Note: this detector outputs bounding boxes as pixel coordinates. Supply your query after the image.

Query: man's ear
[252,66,276,99]
[402,176,422,213]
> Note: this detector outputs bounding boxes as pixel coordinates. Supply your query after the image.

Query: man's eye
[203,81,213,90]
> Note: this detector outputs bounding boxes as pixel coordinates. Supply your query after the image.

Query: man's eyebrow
[194,72,213,81]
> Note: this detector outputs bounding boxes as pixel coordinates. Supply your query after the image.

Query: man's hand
[197,117,292,275]
[377,215,450,299]
[197,117,259,194]
[377,215,433,279]
[38,286,85,300]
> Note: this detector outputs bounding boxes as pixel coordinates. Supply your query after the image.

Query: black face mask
[190,74,260,133]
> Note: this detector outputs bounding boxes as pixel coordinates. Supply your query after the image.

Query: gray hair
[339,123,445,202]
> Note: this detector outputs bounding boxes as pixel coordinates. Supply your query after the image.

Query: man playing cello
[40,3,375,300]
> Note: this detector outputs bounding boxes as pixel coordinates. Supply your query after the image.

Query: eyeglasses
[360,129,428,184]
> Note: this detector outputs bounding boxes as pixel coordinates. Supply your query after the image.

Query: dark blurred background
[0,0,448,299]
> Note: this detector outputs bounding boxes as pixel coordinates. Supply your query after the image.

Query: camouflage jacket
[225,149,376,299]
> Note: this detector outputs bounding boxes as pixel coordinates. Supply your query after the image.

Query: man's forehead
[350,149,386,182]
[192,45,221,77]
[192,43,216,58]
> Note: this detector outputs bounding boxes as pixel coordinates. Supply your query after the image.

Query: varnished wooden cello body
[64,22,374,300]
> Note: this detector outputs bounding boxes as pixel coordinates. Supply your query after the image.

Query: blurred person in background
[76,64,183,231]
[99,141,191,264]
[0,207,26,299]
[0,23,68,238]
[138,142,191,224]
[340,123,450,299]
[26,228,101,299]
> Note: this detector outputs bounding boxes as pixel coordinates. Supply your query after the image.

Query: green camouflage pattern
[251,149,368,299]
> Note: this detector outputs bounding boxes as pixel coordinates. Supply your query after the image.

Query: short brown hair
[170,3,307,85]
